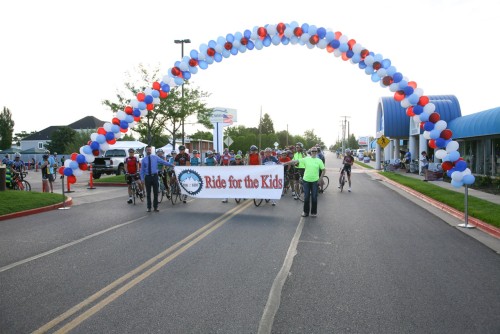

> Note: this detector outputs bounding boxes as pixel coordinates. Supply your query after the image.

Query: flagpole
[259,105,262,150]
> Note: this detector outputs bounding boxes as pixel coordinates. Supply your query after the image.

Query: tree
[45,127,76,154]
[0,107,15,149]
[13,130,36,146]
[66,130,93,154]
[190,130,212,141]
[302,129,324,150]
[102,64,213,149]
[119,133,136,141]
[347,133,359,150]
[259,113,275,135]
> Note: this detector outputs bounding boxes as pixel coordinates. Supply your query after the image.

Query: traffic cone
[88,163,96,189]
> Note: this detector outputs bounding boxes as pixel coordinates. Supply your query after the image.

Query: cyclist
[261,147,280,206]
[339,148,354,192]
[156,148,170,199]
[124,148,144,204]
[190,150,201,166]
[12,153,26,178]
[2,154,9,165]
[204,150,218,166]
[220,148,231,166]
[221,154,246,203]
[173,145,190,203]
[292,142,307,200]
[40,154,51,192]
[246,145,261,165]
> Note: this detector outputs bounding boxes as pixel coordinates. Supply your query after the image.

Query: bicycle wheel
[282,175,290,196]
[297,182,304,202]
[340,174,345,192]
[235,198,241,204]
[253,198,263,207]
[170,182,180,205]
[22,180,31,191]
[131,183,137,204]
[158,182,164,203]
[321,175,329,192]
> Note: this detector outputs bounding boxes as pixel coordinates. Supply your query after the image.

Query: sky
[1,0,498,147]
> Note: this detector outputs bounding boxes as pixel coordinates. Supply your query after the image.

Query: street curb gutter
[377,174,500,239]
[0,197,73,221]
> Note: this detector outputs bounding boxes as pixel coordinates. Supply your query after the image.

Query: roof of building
[22,116,105,141]
[448,107,500,139]
[377,95,462,138]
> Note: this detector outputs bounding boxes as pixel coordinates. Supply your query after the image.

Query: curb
[87,182,127,187]
[0,197,73,221]
[377,173,500,239]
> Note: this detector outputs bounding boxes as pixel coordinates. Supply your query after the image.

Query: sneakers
[338,185,341,189]
[127,198,133,204]
[154,208,160,212]
[271,201,276,206]
[348,187,351,192]
[311,213,317,217]
[301,212,309,217]
[138,191,144,198]
[222,199,228,203]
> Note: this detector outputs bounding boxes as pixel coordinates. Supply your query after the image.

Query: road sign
[273,142,279,148]
[224,136,233,147]
[377,135,390,148]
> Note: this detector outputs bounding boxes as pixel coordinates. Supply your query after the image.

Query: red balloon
[147,103,154,111]
[188,58,198,67]
[429,139,437,149]
[224,42,232,50]
[92,149,100,156]
[120,127,127,133]
[112,117,120,125]
[207,48,216,57]
[257,27,267,38]
[134,116,141,122]
[309,35,319,45]
[67,175,76,184]
[373,62,381,70]
[107,139,116,145]
[360,49,369,59]
[326,44,335,53]
[440,129,453,139]
[277,22,286,35]
[137,92,145,102]
[70,153,78,161]
[159,91,168,99]
[79,163,88,171]
[152,82,161,90]
[408,81,417,89]
[58,166,65,175]
[170,67,181,77]
[341,52,349,61]
[124,106,133,115]
[406,106,415,117]
[334,31,342,39]
[418,96,429,106]
[382,76,394,86]
[97,127,106,135]
[420,122,425,130]
[429,112,440,123]
[348,39,356,49]
[240,37,248,46]
[442,161,453,171]
[394,90,405,101]
[293,27,303,37]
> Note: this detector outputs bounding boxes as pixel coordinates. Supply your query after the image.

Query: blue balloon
[199,60,208,69]
[408,93,420,105]
[447,168,456,178]
[413,105,423,115]
[382,59,391,69]
[64,167,74,176]
[96,134,106,144]
[371,73,381,82]
[403,86,414,96]
[226,34,234,43]
[105,132,115,141]
[208,40,217,48]
[358,61,367,69]
[161,83,170,92]
[144,95,153,104]
[69,161,78,170]
[125,115,134,123]
[151,90,159,98]
[419,112,430,122]
[76,154,86,164]
[120,120,129,129]
[189,49,199,59]
[448,151,460,162]
[317,27,326,39]
[111,125,120,133]
[214,53,222,62]
[427,124,437,133]
[133,108,141,117]
[329,39,340,49]
[271,35,281,45]
[455,160,467,172]
[435,138,446,148]
[451,180,464,188]
[339,43,349,52]
[244,29,251,39]
[247,41,255,50]
[230,47,238,55]
[182,71,191,79]
[463,174,475,185]
[174,77,183,85]
[281,37,290,45]
[82,145,92,155]
[301,23,309,33]
[263,36,272,47]
[346,50,354,58]
[138,102,146,110]
[392,72,403,83]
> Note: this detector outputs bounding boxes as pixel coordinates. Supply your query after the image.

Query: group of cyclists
[122,142,355,206]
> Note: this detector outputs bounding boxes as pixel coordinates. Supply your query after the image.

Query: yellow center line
[33,200,252,334]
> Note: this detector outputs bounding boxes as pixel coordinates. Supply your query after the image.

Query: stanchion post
[458,185,474,229]
[88,163,96,189]
[58,175,70,210]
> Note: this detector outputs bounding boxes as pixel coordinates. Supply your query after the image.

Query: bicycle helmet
[156,148,164,154]
[235,154,242,159]
[295,142,303,148]
[171,150,177,154]
[128,148,135,153]
[178,145,186,150]
[345,149,351,154]
[192,150,198,154]
[207,150,213,155]
[250,145,258,151]
[265,147,272,152]
[14,153,21,158]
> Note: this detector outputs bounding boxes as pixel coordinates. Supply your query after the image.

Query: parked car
[357,149,366,160]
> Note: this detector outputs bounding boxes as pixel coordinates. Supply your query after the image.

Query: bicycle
[157,171,167,203]
[128,175,143,205]
[339,168,346,192]
[169,172,187,205]
[12,172,31,191]
[319,175,329,193]
[253,198,271,207]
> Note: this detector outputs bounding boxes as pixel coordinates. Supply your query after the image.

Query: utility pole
[340,116,350,153]
[174,38,191,145]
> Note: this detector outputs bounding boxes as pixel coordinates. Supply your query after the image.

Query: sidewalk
[361,159,500,205]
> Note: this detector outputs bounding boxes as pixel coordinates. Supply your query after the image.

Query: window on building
[38,142,44,149]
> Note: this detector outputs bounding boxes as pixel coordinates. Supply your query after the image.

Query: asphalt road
[1,153,499,333]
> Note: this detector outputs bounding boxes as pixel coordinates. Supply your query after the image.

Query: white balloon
[333,49,342,57]
[413,88,424,97]
[114,132,122,139]
[116,110,126,120]
[85,154,95,163]
[446,140,459,153]
[434,120,447,131]
[400,99,411,109]
[423,131,431,139]
[144,88,152,95]
[435,149,447,160]
[463,168,471,175]
[423,103,435,113]
[90,133,98,141]
[130,99,139,108]
[64,159,72,167]
[73,168,83,177]
[389,83,400,92]
[339,35,348,43]
[451,171,464,182]
[412,115,421,123]
[103,122,113,132]
[352,43,364,53]
[100,142,109,151]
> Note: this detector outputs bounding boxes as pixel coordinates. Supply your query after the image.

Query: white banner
[174,165,284,199]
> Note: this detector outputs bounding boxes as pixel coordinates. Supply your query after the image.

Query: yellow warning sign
[377,135,390,148]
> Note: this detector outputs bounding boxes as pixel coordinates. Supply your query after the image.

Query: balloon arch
[62,21,474,187]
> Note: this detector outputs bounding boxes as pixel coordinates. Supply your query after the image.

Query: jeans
[145,174,159,209]
[302,180,319,215]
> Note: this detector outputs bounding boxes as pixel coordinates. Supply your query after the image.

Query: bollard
[58,175,70,210]
[87,163,96,189]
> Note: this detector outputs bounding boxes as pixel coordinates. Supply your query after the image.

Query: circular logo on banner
[178,169,203,196]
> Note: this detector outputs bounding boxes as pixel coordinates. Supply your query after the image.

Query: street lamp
[174,39,191,146]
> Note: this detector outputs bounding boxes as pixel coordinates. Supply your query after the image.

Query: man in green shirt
[284,147,325,217]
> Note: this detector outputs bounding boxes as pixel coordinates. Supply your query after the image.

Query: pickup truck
[91,149,130,179]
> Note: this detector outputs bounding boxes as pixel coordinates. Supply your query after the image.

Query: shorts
[48,174,55,182]
[126,174,140,185]
[294,168,305,180]
[342,167,351,176]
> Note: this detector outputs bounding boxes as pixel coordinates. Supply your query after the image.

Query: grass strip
[380,172,500,228]
[0,191,66,216]
[93,175,127,184]
[355,161,374,169]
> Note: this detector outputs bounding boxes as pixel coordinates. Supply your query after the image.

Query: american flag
[223,114,233,125]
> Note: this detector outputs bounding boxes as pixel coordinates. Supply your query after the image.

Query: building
[375,95,500,176]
